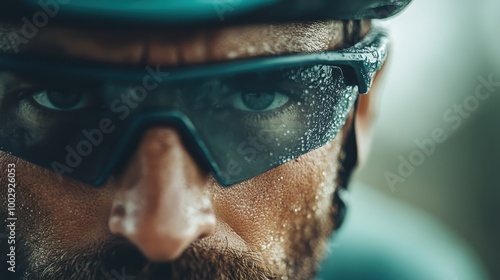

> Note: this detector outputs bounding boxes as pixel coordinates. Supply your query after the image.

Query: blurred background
[319,0,500,279]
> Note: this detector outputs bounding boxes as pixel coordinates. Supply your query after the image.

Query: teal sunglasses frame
[0,26,388,187]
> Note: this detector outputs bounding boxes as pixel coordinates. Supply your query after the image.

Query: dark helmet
[0,0,412,28]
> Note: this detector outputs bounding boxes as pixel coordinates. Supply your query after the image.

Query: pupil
[242,92,275,111]
[47,91,81,109]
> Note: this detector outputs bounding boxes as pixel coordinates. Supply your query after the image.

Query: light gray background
[349,0,500,279]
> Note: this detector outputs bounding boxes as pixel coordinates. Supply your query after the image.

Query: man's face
[0,20,368,279]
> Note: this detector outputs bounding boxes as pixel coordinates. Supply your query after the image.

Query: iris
[241,92,275,111]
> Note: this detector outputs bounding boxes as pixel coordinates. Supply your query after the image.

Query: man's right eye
[30,89,90,111]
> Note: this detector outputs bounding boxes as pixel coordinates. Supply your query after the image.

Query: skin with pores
[0,20,380,279]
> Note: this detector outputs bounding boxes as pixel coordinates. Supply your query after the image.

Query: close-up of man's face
[0,1,411,279]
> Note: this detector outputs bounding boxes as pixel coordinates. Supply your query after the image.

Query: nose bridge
[108,125,216,262]
[110,111,213,181]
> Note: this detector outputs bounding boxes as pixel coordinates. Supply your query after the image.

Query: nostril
[198,232,210,239]
[112,204,126,218]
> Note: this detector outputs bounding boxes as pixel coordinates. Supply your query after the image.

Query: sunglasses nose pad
[109,111,214,182]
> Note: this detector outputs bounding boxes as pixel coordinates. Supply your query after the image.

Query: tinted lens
[0,64,357,186]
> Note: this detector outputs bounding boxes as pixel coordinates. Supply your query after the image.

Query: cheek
[0,152,115,255]
[211,136,342,269]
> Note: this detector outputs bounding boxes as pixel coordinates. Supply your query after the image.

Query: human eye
[230,91,291,112]
[12,84,100,134]
[0,75,99,148]
[29,88,91,112]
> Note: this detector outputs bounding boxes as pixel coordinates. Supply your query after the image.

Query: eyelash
[12,88,81,119]
[238,96,298,124]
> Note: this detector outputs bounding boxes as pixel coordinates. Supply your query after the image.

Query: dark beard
[19,241,278,280]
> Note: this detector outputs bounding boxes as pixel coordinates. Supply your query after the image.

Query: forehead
[0,21,352,64]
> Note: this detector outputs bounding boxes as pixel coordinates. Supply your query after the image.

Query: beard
[17,241,277,280]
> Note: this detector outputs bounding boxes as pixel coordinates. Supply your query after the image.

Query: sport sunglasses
[0,26,388,187]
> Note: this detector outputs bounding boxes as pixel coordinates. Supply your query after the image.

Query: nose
[108,127,216,261]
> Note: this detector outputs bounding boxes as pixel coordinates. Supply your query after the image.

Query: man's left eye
[231,91,290,112]
[31,90,90,111]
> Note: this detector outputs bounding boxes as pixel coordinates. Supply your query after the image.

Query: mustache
[25,239,278,280]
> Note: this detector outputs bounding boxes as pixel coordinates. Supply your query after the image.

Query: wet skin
[0,20,377,279]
